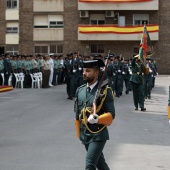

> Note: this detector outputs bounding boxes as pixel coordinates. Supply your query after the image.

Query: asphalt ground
[0,75,170,170]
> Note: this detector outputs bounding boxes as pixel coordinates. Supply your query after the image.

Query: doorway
[0,47,5,55]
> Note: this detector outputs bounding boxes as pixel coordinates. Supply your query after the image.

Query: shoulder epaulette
[78,83,86,90]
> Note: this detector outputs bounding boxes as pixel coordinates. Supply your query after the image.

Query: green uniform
[107,62,115,92]
[0,60,4,73]
[130,57,146,110]
[75,83,115,170]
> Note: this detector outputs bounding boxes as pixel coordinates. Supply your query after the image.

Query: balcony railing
[78,0,158,10]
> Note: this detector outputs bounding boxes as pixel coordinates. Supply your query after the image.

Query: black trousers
[0,74,2,85]
[42,70,50,88]
[4,73,10,85]
[84,141,110,170]
[132,82,145,109]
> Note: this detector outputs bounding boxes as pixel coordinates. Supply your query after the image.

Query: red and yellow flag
[139,24,154,62]
[79,24,159,34]
[79,0,152,2]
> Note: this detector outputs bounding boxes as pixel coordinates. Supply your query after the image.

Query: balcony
[78,24,159,41]
[33,28,64,41]
[78,0,159,10]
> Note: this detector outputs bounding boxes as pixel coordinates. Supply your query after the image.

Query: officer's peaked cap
[83,59,105,68]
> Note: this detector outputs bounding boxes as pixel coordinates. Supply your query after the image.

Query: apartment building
[0,0,169,73]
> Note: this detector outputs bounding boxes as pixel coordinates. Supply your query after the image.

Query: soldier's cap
[93,54,102,58]
[124,59,129,61]
[83,59,105,68]
[67,53,73,57]
[115,56,120,59]
[49,53,54,56]
[146,58,151,60]
[5,53,10,57]
[73,52,77,55]
[109,53,115,57]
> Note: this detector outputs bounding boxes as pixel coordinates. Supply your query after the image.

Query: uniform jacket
[75,83,115,144]
[130,57,146,84]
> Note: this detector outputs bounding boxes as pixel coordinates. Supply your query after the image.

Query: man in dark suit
[74,59,115,170]
[3,53,12,85]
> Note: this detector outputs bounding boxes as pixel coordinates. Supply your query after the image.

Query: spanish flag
[79,0,152,2]
[139,24,154,62]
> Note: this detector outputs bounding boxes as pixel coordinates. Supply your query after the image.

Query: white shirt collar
[87,81,98,91]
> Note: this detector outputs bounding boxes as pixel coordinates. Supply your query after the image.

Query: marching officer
[130,55,146,111]
[74,59,115,170]
[122,59,131,94]
[107,54,115,92]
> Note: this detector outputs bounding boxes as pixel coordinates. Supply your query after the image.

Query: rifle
[92,50,110,116]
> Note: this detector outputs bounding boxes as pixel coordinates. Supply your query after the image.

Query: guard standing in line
[64,53,75,100]
[144,58,153,99]
[23,55,31,88]
[17,55,22,73]
[0,55,4,85]
[11,55,18,87]
[130,55,146,111]
[150,58,157,88]
[73,52,79,95]
[52,55,59,86]
[113,56,121,97]
[3,53,12,85]
[49,54,54,87]
[77,54,85,87]
[122,59,131,94]
[107,54,115,92]
[74,59,115,170]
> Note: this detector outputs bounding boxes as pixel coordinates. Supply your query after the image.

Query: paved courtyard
[0,75,170,170]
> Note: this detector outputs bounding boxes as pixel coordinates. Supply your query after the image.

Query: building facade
[0,0,169,73]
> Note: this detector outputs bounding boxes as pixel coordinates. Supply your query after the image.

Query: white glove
[122,72,125,74]
[79,67,82,70]
[88,114,98,124]
[73,69,76,73]
[118,70,121,73]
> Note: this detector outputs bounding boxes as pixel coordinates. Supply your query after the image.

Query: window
[90,20,105,25]
[34,15,64,29]
[133,14,149,25]
[49,21,64,28]
[6,45,18,55]
[7,0,18,9]
[35,45,63,55]
[91,44,105,54]
[35,46,48,55]
[133,46,139,56]
[50,45,56,53]
[57,45,63,54]
[6,27,18,33]
[90,14,105,25]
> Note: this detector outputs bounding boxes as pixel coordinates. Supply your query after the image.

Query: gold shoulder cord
[80,87,113,134]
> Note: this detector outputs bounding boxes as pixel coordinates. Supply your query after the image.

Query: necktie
[87,87,91,93]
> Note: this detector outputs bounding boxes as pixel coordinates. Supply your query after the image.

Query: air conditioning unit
[105,11,114,18]
[80,11,89,18]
